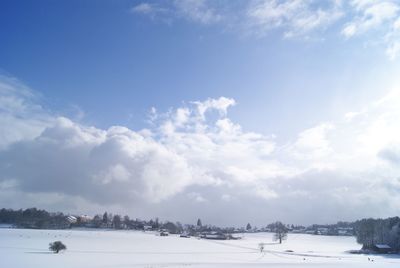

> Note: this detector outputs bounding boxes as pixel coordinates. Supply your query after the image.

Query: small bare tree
[258,242,265,252]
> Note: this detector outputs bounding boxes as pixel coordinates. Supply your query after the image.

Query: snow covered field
[1,228,400,268]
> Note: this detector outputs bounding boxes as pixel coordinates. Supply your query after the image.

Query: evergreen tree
[93,215,102,228]
[246,223,252,231]
[123,215,130,226]
[102,212,108,224]
[112,215,122,229]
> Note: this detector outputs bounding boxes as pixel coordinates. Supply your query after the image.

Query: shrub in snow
[49,241,67,253]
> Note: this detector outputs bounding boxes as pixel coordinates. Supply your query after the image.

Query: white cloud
[174,107,190,127]
[0,76,53,149]
[386,41,400,60]
[2,76,400,224]
[130,1,400,59]
[246,0,343,38]
[192,96,236,120]
[131,0,343,38]
[131,3,168,18]
[131,0,222,25]
[342,1,400,37]
[340,0,400,59]
[173,0,222,25]
[292,123,334,158]
[384,17,400,60]
[131,3,154,14]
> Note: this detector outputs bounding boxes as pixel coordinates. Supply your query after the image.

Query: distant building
[373,244,392,254]
[180,233,190,238]
[201,232,228,240]
[316,227,328,235]
[291,228,306,234]
[78,215,92,223]
[66,215,77,224]
[143,225,153,231]
[337,227,353,236]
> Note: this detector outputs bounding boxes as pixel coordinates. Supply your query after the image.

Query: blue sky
[1,0,400,225]
[2,0,398,136]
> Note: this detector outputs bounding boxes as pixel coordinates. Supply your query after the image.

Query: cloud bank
[1,76,400,225]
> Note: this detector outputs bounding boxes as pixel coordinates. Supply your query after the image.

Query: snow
[1,228,400,267]
[375,244,392,249]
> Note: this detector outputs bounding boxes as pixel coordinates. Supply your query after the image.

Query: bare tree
[272,221,288,244]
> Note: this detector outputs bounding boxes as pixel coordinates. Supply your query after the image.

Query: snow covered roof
[66,215,77,223]
[374,244,391,249]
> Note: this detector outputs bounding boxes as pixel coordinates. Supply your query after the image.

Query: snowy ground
[1,228,400,267]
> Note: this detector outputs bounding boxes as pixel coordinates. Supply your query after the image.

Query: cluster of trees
[79,211,187,233]
[89,212,137,229]
[0,208,69,229]
[354,217,400,251]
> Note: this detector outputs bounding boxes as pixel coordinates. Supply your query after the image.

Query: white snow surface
[1,228,400,267]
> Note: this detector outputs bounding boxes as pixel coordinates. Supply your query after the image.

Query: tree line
[0,208,239,234]
[0,208,69,229]
[354,217,400,252]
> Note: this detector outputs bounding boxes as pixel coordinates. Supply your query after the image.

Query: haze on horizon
[1,0,400,227]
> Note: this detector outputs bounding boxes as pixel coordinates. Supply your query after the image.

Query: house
[291,228,306,234]
[160,231,169,236]
[143,225,153,231]
[317,227,329,235]
[373,244,392,254]
[66,215,77,224]
[201,232,228,240]
[337,227,353,236]
[226,234,241,240]
[180,233,190,238]
[78,215,92,223]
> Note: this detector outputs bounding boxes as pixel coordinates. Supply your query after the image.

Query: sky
[1,0,400,227]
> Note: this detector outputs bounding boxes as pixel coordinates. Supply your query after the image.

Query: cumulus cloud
[0,116,194,205]
[2,76,400,224]
[292,123,334,159]
[192,96,236,119]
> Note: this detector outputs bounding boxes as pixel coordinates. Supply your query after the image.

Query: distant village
[1,207,400,253]
[0,207,354,238]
